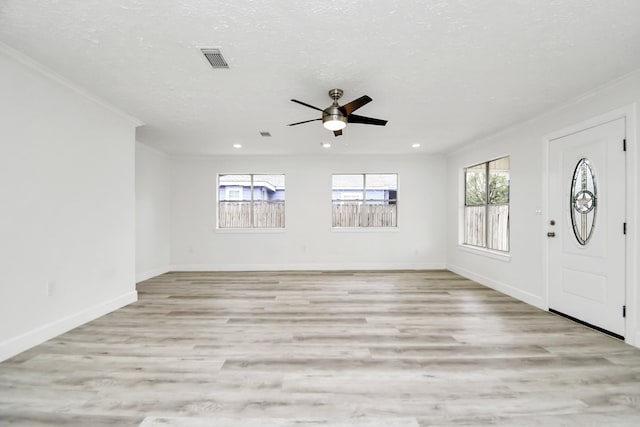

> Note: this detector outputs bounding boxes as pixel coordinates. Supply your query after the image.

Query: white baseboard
[0,291,137,363]
[136,266,171,283]
[447,264,546,310]
[170,262,446,272]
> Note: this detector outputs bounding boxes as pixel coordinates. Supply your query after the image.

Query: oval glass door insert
[570,158,597,245]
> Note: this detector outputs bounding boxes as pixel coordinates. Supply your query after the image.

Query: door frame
[542,104,638,347]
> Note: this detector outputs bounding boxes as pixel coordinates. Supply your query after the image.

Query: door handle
[547,232,556,237]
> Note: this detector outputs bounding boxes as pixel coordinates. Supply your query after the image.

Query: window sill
[215,228,286,234]
[458,244,511,262]
[331,227,400,233]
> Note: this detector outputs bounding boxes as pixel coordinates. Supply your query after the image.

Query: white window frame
[218,174,285,229]
[462,156,510,253]
[331,173,398,228]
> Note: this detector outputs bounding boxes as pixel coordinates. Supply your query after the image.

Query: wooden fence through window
[464,205,509,251]
[219,202,285,228]
[332,204,397,227]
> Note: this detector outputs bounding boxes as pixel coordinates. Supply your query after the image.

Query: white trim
[542,104,638,348]
[448,264,545,310]
[331,227,400,233]
[544,107,633,141]
[457,167,465,246]
[0,41,143,127]
[541,119,551,312]
[215,228,286,234]
[140,417,421,427]
[457,244,511,262]
[0,291,137,363]
[136,266,171,283]
[625,103,638,347]
[171,263,445,272]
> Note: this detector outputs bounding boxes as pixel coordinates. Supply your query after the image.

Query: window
[218,174,285,228]
[225,187,242,201]
[332,174,397,227]
[464,157,510,251]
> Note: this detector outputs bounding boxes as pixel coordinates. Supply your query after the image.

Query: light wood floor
[1,270,640,426]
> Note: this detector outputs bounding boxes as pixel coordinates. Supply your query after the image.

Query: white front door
[548,118,626,337]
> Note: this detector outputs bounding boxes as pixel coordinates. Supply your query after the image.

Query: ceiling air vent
[260,131,272,137]
[201,48,229,69]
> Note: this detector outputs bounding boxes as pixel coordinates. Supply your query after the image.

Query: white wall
[0,44,140,362]
[170,154,447,271]
[136,142,171,282]
[446,70,640,346]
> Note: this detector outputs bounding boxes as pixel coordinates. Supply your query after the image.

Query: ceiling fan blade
[291,99,324,112]
[348,114,388,126]
[333,129,343,137]
[341,95,372,115]
[287,118,322,126]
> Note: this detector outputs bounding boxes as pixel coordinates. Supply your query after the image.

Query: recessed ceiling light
[412,143,421,148]
[233,144,242,149]
[321,143,331,148]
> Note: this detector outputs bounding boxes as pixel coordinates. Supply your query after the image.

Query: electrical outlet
[47,280,56,297]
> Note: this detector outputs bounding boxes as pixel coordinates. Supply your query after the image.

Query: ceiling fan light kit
[288,88,387,137]
[323,110,347,131]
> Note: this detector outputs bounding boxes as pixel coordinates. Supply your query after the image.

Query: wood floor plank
[1,270,640,426]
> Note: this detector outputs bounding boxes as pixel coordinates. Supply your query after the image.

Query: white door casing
[548,118,626,337]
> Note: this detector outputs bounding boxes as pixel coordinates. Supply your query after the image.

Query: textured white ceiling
[2,1,640,155]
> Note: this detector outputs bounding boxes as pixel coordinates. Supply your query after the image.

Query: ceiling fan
[287,89,388,137]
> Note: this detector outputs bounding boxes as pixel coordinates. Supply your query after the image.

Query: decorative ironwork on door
[570,158,597,245]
